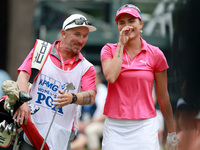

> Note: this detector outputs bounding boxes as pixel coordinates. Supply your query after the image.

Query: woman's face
[117,14,143,39]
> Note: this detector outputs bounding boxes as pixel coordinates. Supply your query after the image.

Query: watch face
[72,93,77,103]
[73,95,77,101]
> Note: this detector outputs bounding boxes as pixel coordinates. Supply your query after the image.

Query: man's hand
[167,132,179,150]
[13,102,31,125]
[53,90,73,108]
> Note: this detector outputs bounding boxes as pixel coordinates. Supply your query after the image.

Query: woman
[100,4,178,150]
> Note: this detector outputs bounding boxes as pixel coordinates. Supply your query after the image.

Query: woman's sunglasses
[117,4,142,17]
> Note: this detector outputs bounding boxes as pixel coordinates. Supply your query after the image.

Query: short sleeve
[81,65,96,92]
[154,48,169,72]
[17,49,34,75]
[100,43,115,62]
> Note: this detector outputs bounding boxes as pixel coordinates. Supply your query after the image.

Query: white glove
[167,132,178,150]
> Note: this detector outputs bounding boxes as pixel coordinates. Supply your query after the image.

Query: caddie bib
[24,56,92,150]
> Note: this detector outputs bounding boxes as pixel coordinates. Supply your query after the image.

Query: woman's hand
[119,26,133,45]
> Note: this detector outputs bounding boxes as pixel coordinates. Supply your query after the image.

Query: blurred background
[1,0,200,111]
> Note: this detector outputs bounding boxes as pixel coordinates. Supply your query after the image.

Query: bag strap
[29,39,51,84]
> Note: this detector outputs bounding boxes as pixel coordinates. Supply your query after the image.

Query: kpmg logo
[38,79,59,92]
[34,74,75,114]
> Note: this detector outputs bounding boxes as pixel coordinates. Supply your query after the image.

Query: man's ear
[61,30,66,38]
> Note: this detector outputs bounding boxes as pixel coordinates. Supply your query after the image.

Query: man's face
[62,27,89,54]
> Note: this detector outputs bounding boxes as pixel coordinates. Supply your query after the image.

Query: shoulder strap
[29,39,52,84]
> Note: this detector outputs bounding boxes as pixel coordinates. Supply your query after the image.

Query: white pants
[102,117,160,150]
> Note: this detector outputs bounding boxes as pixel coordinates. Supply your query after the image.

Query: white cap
[62,14,96,32]
[176,98,187,108]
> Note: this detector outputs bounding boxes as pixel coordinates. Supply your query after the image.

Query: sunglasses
[117,4,142,17]
[64,19,92,30]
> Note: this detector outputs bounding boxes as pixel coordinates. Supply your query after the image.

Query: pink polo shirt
[101,38,169,119]
[18,40,96,92]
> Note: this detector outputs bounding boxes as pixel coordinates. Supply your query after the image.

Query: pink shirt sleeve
[17,49,34,75]
[81,65,96,92]
[101,43,115,62]
[154,47,169,73]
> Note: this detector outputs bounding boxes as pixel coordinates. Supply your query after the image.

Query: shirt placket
[125,52,137,68]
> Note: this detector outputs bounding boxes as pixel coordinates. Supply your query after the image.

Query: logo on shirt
[35,74,75,114]
[140,60,147,65]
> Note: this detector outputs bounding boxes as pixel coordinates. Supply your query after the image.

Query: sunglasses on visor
[64,19,92,30]
[117,4,142,16]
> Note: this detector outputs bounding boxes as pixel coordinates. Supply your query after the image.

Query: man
[13,14,97,150]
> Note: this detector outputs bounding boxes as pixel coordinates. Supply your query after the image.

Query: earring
[140,30,143,34]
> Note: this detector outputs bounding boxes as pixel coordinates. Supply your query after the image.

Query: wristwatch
[70,93,77,104]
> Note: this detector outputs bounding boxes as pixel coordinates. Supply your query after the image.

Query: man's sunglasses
[64,19,92,30]
[117,4,142,17]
